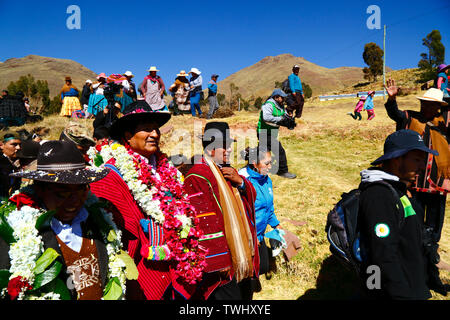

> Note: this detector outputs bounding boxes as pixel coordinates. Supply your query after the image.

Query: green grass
[4,95,450,300]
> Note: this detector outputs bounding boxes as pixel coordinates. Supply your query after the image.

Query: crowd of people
[0,91,294,300]
[55,67,224,121]
[0,62,449,301]
[0,90,41,129]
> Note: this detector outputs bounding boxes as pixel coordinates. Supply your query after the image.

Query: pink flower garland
[124,143,207,284]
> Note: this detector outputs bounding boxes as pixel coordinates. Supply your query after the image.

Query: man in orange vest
[384,78,450,295]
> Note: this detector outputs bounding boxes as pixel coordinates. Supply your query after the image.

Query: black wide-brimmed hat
[10,140,109,184]
[109,100,171,141]
[199,121,237,149]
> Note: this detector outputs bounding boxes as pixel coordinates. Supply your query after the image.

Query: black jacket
[80,85,92,106]
[93,111,119,129]
[0,155,21,199]
[0,95,28,119]
[358,176,431,300]
[0,214,109,300]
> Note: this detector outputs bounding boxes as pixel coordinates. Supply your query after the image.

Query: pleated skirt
[60,96,81,116]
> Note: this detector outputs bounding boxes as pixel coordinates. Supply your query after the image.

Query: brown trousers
[286,93,304,118]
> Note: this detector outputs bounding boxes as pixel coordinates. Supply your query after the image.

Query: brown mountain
[0,55,97,97]
[216,53,387,100]
[1,53,391,101]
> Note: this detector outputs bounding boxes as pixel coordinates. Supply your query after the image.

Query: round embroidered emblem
[375,223,390,238]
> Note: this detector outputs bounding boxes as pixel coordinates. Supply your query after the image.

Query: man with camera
[257,89,296,179]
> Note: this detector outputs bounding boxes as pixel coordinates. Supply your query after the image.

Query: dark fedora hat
[109,100,171,141]
[16,140,40,159]
[371,129,438,165]
[10,140,109,184]
[199,121,237,150]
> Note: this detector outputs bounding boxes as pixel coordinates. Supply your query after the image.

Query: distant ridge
[217,53,391,99]
[0,55,97,97]
[0,53,395,100]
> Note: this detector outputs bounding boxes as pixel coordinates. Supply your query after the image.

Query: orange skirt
[60,96,81,116]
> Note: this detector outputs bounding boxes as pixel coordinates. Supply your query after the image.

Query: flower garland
[0,190,134,300]
[5,204,44,300]
[87,141,207,284]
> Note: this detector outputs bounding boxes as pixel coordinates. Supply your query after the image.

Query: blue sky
[1,0,449,85]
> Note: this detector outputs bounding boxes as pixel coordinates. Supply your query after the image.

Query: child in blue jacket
[364,91,376,120]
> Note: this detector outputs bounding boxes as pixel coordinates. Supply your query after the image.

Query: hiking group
[0,61,449,301]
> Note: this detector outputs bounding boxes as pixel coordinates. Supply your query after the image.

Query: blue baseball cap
[371,129,438,165]
[271,89,288,98]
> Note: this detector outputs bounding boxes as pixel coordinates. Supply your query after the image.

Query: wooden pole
[383,24,386,101]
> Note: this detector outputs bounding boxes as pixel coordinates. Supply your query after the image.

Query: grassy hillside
[216,53,367,100]
[4,94,450,300]
[0,55,98,97]
[333,68,426,96]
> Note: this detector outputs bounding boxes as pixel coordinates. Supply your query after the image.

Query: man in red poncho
[184,121,260,300]
[89,100,206,300]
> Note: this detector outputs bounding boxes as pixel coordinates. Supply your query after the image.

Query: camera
[103,82,122,109]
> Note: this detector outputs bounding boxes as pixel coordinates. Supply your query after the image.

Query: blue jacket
[238,165,280,242]
[364,95,374,110]
[437,72,449,97]
[288,73,303,94]
[207,80,217,94]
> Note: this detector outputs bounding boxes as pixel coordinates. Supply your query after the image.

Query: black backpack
[325,181,403,274]
[281,78,291,94]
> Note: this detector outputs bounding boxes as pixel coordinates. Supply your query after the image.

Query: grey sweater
[261,98,285,127]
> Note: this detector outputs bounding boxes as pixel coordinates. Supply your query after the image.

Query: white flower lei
[6,205,44,297]
[88,143,170,225]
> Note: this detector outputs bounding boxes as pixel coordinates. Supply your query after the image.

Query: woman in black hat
[0,140,135,300]
[88,100,206,300]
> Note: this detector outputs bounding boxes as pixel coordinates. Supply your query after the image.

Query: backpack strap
[359,180,405,227]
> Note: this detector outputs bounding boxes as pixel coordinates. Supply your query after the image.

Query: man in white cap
[140,66,166,111]
[285,65,305,118]
[384,78,450,296]
[189,67,203,117]
[207,74,220,119]
[122,71,137,101]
